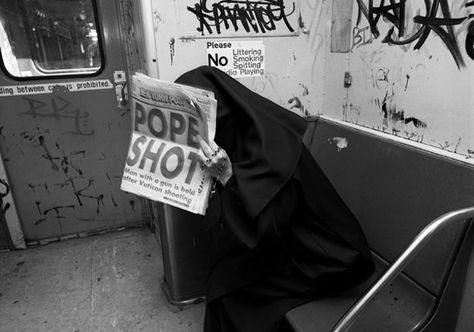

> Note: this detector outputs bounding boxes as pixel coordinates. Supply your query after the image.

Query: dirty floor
[0,227,205,332]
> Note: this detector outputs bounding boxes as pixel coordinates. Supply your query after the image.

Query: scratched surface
[118,0,147,75]
[324,0,474,162]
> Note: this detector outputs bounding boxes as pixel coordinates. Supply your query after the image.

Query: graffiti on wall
[186,0,298,36]
[0,179,11,216]
[0,93,137,231]
[354,0,474,69]
[19,96,94,136]
[342,0,474,160]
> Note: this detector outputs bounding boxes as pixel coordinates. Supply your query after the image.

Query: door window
[0,0,103,78]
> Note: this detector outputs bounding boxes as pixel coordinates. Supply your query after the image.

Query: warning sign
[207,41,265,78]
[0,79,113,97]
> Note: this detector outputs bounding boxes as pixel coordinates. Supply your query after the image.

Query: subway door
[0,0,145,243]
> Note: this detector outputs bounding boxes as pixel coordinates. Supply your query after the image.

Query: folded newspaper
[121,73,217,215]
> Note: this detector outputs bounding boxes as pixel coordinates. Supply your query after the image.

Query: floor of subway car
[0,227,205,332]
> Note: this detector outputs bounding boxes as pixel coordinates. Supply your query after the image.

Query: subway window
[0,0,103,78]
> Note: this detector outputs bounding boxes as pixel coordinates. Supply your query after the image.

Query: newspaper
[121,73,217,215]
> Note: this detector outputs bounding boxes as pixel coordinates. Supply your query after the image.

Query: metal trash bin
[154,202,212,305]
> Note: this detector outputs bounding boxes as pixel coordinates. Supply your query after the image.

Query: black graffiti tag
[409,0,468,68]
[352,25,373,51]
[187,0,296,35]
[356,0,407,39]
[356,0,474,69]
[466,1,474,60]
[0,179,11,216]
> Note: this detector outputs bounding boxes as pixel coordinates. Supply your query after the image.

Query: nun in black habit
[175,66,374,332]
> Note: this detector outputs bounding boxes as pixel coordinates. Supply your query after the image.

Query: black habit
[175,66,374,332]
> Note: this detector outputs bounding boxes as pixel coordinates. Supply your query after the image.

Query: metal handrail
[332,206,474,332]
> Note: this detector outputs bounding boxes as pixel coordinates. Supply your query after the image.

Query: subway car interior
[0,0,473,331]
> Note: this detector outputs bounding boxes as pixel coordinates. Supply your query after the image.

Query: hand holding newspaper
[121,73,217,215]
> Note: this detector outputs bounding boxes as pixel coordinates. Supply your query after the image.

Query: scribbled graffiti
[288,83,311,116]
[29,183,51,194]
[23,135,107,225]
[53,146,86,177]
[34,204,75,226]
[352,25,373,51]
[355,0,407,39]
[0,178,11,246]
[467,149,474,159]
[169,38,176,65]
[187,0,297,35]
[355,0,474,68]
[153,10,165,32]
[23,132,86,174]
[350,62,428,142]
[373,67,390,89]
[19,96,94,136]
[0,179,11,216]
[437,137,462,152]
[33,177,105,225]
[467,20,474,59]
[65,178,104,213]
[367,84,427,141]
[49,176,103,212]
[380,91,426,130]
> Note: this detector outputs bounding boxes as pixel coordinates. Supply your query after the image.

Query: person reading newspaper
[121,73,217,215]
[176,66,375,332]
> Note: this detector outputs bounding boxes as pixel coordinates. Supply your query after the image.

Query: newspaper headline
[121,73,216,215]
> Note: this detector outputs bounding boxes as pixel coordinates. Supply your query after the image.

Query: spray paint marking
[288,83,311,116]
[466,21,474,59]
[111,193,118,207]
[64,178,104,213]
[356,0,407,38]
[0,179,11,216]
[187,0,296,35]
[28,183,50,194]
[39,136,59,172]
[35,201,41,214]
[352,25,373,52]
[355,0,474,69]
[169,38,176,65]
[19,96,94,136]
[52,145,86,177]
[34,205,75,226]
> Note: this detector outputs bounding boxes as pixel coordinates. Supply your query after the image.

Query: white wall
[144,0,473,164]
[324,1,474,163]
[147,0,332,118]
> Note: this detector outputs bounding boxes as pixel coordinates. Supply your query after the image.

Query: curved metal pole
[333,206,474,332]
